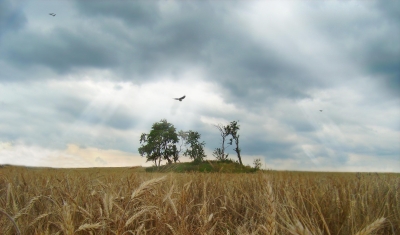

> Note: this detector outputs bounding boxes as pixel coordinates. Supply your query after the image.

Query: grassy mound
[145,159,258,173]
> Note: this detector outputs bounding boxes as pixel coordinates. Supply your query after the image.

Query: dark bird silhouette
[174,95,186,101]
[49,13,56,16]
[319,110,323,112]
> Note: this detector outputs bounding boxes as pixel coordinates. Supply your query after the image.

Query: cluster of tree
[138,119,206,166]
[138,119,242,166]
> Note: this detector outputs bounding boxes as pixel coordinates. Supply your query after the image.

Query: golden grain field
[0,166,398,235]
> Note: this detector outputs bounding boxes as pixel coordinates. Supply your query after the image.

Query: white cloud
[0,142,147,168]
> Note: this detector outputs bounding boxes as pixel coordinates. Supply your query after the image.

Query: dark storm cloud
[1,1,229,81]
[309,1,400,98]
[374,0,400,25]
[286,119,317,133]
[241,139,295,159]
[0,0,26,34]
[109,1,236,80]
[74,1,161,27]
[1,1,398,170]
[206,41,318,106]
[2,27,120,74]
[1,0,398,99]
[70,2,399,162]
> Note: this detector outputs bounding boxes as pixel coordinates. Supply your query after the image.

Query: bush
[253,158,262,170]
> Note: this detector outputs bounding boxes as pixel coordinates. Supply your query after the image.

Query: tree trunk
[235,137,243,165]
[221,136,226,160]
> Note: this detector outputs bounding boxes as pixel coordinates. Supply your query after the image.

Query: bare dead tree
[213,123,231,160]
[228,121,242,165]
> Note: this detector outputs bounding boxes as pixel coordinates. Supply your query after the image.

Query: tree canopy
[138,119,179,166]
[138,119,241,166]
[183,130,206,163]
[138,120,207,166]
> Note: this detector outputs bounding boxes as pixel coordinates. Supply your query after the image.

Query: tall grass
[0,166,398,234]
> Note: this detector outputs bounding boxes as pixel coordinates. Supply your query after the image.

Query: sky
[0,0,399,172]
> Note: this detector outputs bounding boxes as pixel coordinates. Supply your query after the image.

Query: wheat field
[0,166,398,235]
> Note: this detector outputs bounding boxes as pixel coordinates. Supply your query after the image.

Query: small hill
[145,160,259,173]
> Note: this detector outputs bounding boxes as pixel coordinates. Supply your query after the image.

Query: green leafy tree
[138,119,179,166]
[184,130,206,162]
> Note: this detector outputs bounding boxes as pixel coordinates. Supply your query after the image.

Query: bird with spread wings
[174,95,186,101]
[49,13,56,16]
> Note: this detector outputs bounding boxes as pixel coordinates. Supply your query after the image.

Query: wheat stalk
[353,217,386,235]
[208,221,218,235]
[60,201,75,235]
[265,181,276,235]
[163,184,177,216]
[6,183,19,214]
[121,230,136,235]
[102,192,114,218]
[0,209,21,235]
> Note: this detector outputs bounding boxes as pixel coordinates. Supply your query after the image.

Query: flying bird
[319,110,323,112]
[49,13,56,16]
[174,95,186,101]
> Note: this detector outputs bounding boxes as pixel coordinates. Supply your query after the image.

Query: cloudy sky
[0,0,399,172]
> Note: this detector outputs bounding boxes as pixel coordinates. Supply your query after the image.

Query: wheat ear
[287,220,313,235]
[353,217,386,235]
[28,213,51,227]
[75,222,104,232]
[125,207,154,227]
[130,175,167,200]
[166,223,177,235]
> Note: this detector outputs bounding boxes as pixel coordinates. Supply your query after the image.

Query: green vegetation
[145,160,257,173]
[139,119,243,167]
[138,119,180,166]
[138,119,207,166]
